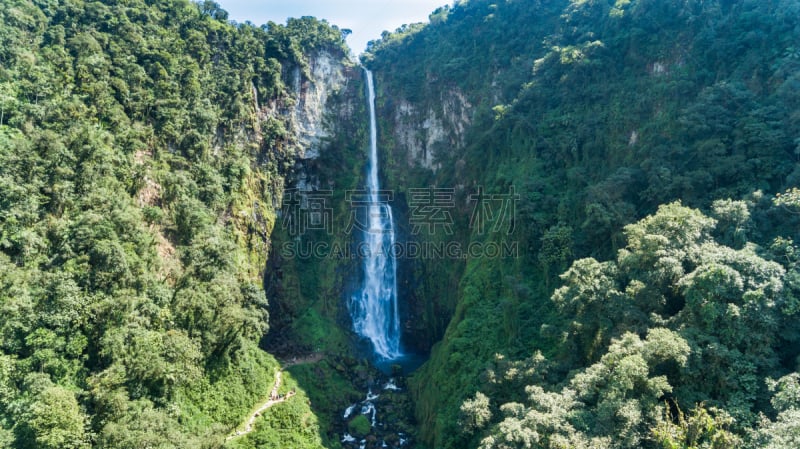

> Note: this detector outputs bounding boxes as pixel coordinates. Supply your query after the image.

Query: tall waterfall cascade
[348,69,402,360]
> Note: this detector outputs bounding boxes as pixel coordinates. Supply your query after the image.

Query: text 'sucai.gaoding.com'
[279,240,519,260]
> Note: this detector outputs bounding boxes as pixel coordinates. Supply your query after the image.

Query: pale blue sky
[218,0,449,54]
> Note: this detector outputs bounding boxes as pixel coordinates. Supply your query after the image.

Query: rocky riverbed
[338,372,416,449]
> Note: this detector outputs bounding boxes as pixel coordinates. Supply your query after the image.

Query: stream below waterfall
[337,369,417,449]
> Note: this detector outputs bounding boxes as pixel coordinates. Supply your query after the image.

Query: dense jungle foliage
[3,0,800,448]
[363,0,800,448]
[0,0,351,447]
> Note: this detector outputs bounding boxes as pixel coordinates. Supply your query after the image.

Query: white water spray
[349,69,402,360]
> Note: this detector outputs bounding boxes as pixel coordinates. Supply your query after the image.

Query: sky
[218,0,450,54]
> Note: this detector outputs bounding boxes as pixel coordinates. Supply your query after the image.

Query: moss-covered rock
[347,414,371,437]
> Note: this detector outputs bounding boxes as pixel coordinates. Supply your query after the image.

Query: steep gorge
[2,0,800,448]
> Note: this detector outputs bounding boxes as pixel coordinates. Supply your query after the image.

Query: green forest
[363,0,800,448]
[0,0,352,447]
[1,0,800,448]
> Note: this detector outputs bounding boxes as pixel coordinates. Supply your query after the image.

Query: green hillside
[2,0,800,448]
[0,0,351,447]
[363,0,800,447]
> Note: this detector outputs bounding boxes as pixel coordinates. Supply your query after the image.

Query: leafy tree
[460,392,492,434]
[478,329,690,449]
[748,374,800,449]
[652,403,742,449]
[464,202,800,448]
[16,383,90,449]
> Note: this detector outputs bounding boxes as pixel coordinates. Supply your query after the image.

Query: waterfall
[349,69,402,360]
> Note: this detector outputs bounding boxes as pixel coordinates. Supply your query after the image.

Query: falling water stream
[349,69,402,360]
[338,69,418,449]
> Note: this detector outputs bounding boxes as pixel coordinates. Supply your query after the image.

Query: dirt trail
[225,354,324,441]
[226,370,296,441]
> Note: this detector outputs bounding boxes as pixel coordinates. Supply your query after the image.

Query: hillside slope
[0,0,356,447]
[364,0,800,447]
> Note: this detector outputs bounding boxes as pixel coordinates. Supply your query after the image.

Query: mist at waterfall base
[347,70,426,375]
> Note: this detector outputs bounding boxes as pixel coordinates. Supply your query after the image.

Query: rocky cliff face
[254,50,354,162]
[261,52,368,357]
[288,51,352,160]
[387,88,473,171]
[285,52,366,211]
[228,50,358,279]
[365,77,481,355]
[281,50,356,195]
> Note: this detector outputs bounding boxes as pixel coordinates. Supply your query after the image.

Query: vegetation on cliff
[0,0,349,447]
[3,0,800,448]
[364,0,800,447]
